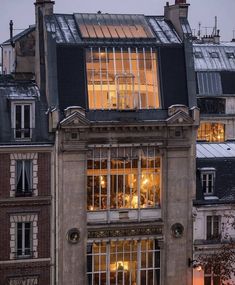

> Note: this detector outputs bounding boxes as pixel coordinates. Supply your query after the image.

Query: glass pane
[24,105,30,138]
[17,223,23,255]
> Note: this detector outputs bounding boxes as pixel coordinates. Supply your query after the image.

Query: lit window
[206,215,220,241]
[9,276,38,285]
[87,239,160,285]
[86,47,160,110]
[200,169,215,195]
[17,222,32,258]
[197,122,225,142]
[10,214,38,260]
[16,160,33,197]
[204,265,220,285]
[87,147,161,211]
[12,102,35,140]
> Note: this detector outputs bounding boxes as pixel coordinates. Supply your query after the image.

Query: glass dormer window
[86,47,160,110]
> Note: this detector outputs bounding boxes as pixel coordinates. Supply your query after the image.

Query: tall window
[14,104,32,139]
[87,147,161,211]
[206,216,220,241]
[17,222,32,258]
[201,170,215,195]
[86,47,160,110]
[16,160,32,196]
[204,265,220,285]
[197,122,225,142]
[87,239,160,285]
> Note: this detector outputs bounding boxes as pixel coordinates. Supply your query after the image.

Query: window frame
[11,101,35,140]
[16,221,32,258]
[87,239,161,285]
[87,146,161,212]
[206,215,220,241]
[204,265,221,285]
[86,47,161,110]
[200,168,216,196]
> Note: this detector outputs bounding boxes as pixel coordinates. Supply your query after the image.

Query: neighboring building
[192,35,235,284]
[0,76,53,283]
[193,143,235,285]
[194,38,235,143]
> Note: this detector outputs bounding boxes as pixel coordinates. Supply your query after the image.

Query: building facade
[0,0,202,284]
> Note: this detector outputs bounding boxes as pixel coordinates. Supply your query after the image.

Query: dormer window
[194,51,203,59]
[226,52,235,59]
[200,168,216,196]
[11,101,35,140]
[210,52,219,58]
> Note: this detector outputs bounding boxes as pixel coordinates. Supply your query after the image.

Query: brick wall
[38,153,51,196]
[0,154,10,199]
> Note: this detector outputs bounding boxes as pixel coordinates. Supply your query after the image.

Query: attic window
[194,51,203,59]
[200,167,216,196]
[226,52,235,59]
[210,52,219,58]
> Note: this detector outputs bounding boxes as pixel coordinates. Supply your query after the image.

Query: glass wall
[197,122,225,142]
[86,47,160,110]
[87,146,161,211]
[87,239,160,285]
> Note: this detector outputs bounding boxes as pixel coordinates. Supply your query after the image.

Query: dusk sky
[0,0,235,43]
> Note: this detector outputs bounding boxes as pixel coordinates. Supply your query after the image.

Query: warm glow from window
[87,240,160,285]
[87,147,161,211]
[86,47,160,110]
[197,122,225,142]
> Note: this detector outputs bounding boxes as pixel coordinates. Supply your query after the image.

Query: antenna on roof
[197,22,201,39]
[212,16,218,36]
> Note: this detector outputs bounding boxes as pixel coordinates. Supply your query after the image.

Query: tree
[196,214,235,285]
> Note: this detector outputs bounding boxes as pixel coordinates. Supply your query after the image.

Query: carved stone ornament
[67,228,80,244]
[171,223,184,238]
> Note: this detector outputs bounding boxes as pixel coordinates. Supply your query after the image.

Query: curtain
[24,160,32,191]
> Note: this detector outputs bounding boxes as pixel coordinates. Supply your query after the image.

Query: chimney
[34,0,54,95]
[9,20,15,47]
[214,29,220,44]
[164,0,190,40]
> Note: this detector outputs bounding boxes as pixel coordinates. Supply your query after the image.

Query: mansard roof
[0,75,52,144]
[195,142,235,205]
[1,25,35,46]
[45,13,182,45]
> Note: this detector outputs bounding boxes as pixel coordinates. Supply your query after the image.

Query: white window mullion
[136,48,141,109]
[105,48,111,110]
[143,48,149,109]
[151,48,157,108]
[137,241,141,285]
[90,48,96,109]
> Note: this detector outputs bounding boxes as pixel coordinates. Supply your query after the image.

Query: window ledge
[87,208,161,224]
[204,195,219,200]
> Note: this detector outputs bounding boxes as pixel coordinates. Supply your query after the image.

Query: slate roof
[45,13,182,45]
[193,43,235,71]
[197,142,235,158]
